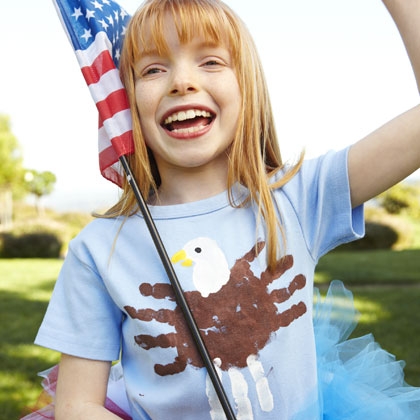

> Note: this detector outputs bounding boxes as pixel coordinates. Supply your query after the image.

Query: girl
[32,0,420,418]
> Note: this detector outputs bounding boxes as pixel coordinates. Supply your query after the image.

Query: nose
[168,65,198,96]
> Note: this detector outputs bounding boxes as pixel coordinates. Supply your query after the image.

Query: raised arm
[383,0,420,91]
[348,0,420,208]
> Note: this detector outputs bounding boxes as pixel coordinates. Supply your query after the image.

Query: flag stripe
[110,131,134,157]
[88,68,125,103]
[81,50,115,85]
[99,145,119,170]
[101,165,124,187]
[75,32,112,68]
[98,135,134,166]
[96,89,131,124]
[98,125,112,153]
[98,109,133,147]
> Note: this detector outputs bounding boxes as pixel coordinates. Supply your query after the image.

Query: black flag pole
[119,155,237,420]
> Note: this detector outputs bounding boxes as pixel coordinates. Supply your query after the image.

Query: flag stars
[72,7,83,20]
[120,9,128,20]
[91,0,104,11]
[67,1,129,54]
[85,9,96,20]
[98,19,109,30]
[106,15,114,26]
[81,28,93,42]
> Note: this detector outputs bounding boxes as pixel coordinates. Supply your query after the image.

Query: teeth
[171,124,208,134]
[164,109,211,125]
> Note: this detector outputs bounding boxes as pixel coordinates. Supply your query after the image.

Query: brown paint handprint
[125,238,307,418]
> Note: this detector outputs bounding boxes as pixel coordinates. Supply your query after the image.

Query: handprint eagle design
[125,238,307,418]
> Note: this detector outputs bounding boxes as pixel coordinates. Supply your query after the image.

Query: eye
[202,58,225,69]
[204,59,220,66]
[136,61,166,78]
[143,67,164,76]
[199,46,231,68]
[194,247,202,254]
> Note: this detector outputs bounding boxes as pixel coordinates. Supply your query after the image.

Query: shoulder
[71,216,120,244]
[273,148,350,199]
[272,147,364,258]
[67,215,130,260]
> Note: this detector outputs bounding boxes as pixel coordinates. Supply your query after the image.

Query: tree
[24,170,57,215]
[0,115,23,229]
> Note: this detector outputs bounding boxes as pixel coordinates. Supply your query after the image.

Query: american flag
[53,0,134,186]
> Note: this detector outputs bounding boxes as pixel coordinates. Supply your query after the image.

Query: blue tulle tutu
[22,281,420,419]
[313,280,420,419]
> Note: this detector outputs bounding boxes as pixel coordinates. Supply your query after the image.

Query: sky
[1,0,419,211]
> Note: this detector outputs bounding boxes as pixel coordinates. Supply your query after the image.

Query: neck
[151,164,229,206]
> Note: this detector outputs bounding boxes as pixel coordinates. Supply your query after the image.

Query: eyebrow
[139,40,223,58]
[139,48,160,58]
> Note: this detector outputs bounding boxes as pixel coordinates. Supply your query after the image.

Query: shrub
[10,202,93,255]
[378,183,420,217]
[0,232,62,258]
[334,204,415,251]
[336,221,399,251]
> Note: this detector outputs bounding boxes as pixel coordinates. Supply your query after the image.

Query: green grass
[350,286,420,387]
[315,249,420,285]
[1,251,420,419]
[0,259,62,419]
[315,249,420,386]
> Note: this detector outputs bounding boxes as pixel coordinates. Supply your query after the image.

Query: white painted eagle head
[171,237,230,298]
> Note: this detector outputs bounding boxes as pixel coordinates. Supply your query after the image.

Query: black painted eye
[194,247,202,254]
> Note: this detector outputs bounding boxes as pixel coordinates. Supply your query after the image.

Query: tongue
[170,116,210,131]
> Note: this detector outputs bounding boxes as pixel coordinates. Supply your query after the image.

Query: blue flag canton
[64,0,131,67]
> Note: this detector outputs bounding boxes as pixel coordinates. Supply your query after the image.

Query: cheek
[134,84,148,116]
[134,84,158,140]
[134,81,160,119]
[220,74,241,110]
[133,89,152,148]
[222,79,242,123]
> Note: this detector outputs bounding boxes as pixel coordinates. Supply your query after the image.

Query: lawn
[315,249,420,387]
[315,249,420,285]
[0,259,62,419]
[1,251,420,418]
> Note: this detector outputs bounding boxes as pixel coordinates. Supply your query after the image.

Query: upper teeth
[164,109,211,125]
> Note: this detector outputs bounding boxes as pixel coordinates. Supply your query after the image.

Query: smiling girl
[30,0,420,419]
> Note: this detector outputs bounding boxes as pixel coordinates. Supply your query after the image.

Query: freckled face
[134,18,241,180]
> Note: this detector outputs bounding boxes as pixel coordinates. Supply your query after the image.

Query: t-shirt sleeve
[281,147,365,261]
[35,238,123,361]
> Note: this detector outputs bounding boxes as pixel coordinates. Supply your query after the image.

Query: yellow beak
[171,249,193,267]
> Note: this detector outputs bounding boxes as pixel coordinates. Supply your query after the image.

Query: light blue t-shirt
[35,148,364,419]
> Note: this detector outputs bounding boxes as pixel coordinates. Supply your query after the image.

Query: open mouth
[161,109,214,134]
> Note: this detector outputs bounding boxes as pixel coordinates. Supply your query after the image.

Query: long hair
[103,0,303,270]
